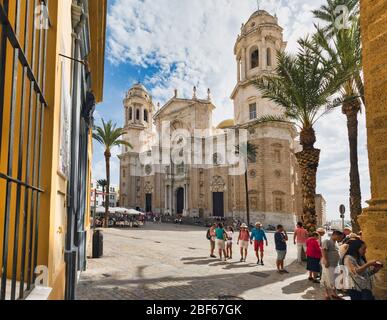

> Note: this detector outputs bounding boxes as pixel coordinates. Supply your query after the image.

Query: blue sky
[93,0,370,221]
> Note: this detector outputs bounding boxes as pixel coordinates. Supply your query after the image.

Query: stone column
[237,58,241,82]
[165,185,168,211]
[358,0,387,300]
[241,48,246,81]
[170,187,174,215]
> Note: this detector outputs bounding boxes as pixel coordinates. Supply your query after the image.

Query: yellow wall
[0,0,106,300]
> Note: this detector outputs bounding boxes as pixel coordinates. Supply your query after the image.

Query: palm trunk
[343,99,362,233]
[104,150,111,228]
[296,127,320,233]
[244,171,250,227]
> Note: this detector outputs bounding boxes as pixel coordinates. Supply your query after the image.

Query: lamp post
[339,204,345,231]
[93,188,97,229]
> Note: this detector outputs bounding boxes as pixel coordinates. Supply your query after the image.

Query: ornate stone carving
[144,182,153,194]
[210,176,225,192]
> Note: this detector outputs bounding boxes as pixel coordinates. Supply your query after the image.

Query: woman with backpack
[207,223,217,258]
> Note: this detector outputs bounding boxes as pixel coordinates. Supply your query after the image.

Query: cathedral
[118,10,304,230]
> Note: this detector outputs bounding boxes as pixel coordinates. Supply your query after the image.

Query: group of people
[294,223,383,300]
[207,222,269,265]
[207,222,383,300]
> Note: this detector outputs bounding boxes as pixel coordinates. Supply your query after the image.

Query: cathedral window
[123,169,126,178]
[177,163,185,175]
[273,191,285,212]
[267,48,272,66]
[275,197,284,212]
[213,153,223,165]
[129,107,133,121]
[144,109,149,122]
[251,48,259,69]
[249,103,257,120]
[136,109,140,121]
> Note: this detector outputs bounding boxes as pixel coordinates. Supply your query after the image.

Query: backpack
[206,228,211,240]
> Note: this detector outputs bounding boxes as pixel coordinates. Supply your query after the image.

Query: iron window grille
[0,0,49,300]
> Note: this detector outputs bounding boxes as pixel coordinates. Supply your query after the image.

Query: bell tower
[231,10,287,125]
[119,83,154,209]
[123,83,154,153]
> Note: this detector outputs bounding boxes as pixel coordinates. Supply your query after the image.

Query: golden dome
[217,119,235,129]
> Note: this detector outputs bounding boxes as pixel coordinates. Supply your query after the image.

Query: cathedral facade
[118,10,303,229]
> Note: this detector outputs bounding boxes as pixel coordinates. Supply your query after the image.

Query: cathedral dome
[244,9,278,29]
[131,82,148,92]
[217,119,235,129]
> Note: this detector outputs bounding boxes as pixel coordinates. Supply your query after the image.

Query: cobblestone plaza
[76,224,324,300]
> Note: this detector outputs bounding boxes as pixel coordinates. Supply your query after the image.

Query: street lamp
[339,204,345,231]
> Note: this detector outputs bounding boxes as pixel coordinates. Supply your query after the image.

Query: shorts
[239,240,249,249]
[227,240,233,246]
[216,239,225,250]
[276,250,287,261]
[254,240,264,252]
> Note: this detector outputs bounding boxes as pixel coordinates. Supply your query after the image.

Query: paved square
[76,223,324,300]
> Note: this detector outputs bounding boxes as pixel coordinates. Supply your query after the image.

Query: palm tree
[312,0,363,233]
[93,120,132,227]
[97,178,107,207]
[236,142,258,227]
[253,38,343,233]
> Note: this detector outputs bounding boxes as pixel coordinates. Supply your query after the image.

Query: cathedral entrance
[176,188,184,215]
[145,194,152,212]
[212,192,224,217]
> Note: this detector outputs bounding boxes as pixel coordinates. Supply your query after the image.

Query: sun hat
[255,221,262,227]
[316,227,326,233]
[349,233,360,239]
[241,223,248,228]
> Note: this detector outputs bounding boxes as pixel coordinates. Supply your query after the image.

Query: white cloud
[105,0,371,220]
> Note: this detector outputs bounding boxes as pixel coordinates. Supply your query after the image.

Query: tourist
[343,239,383,300]
[274,225,289,273]
[250,222,268,265]
[237,223,250,262]
[316,227,327,246]
[306,232,322,283]
[208,223,217,258]
[339,232,360,257]
[215,223,227,261]
[342,227,352,244]
[321,230,345,300]
[294,222,308,263]
[226,226,234,259]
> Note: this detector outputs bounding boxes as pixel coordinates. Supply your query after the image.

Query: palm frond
[93,119,132,151]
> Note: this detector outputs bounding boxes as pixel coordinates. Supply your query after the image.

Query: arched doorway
[213,192,224,217]
[211,176,225,217]
[176,188,184,215]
